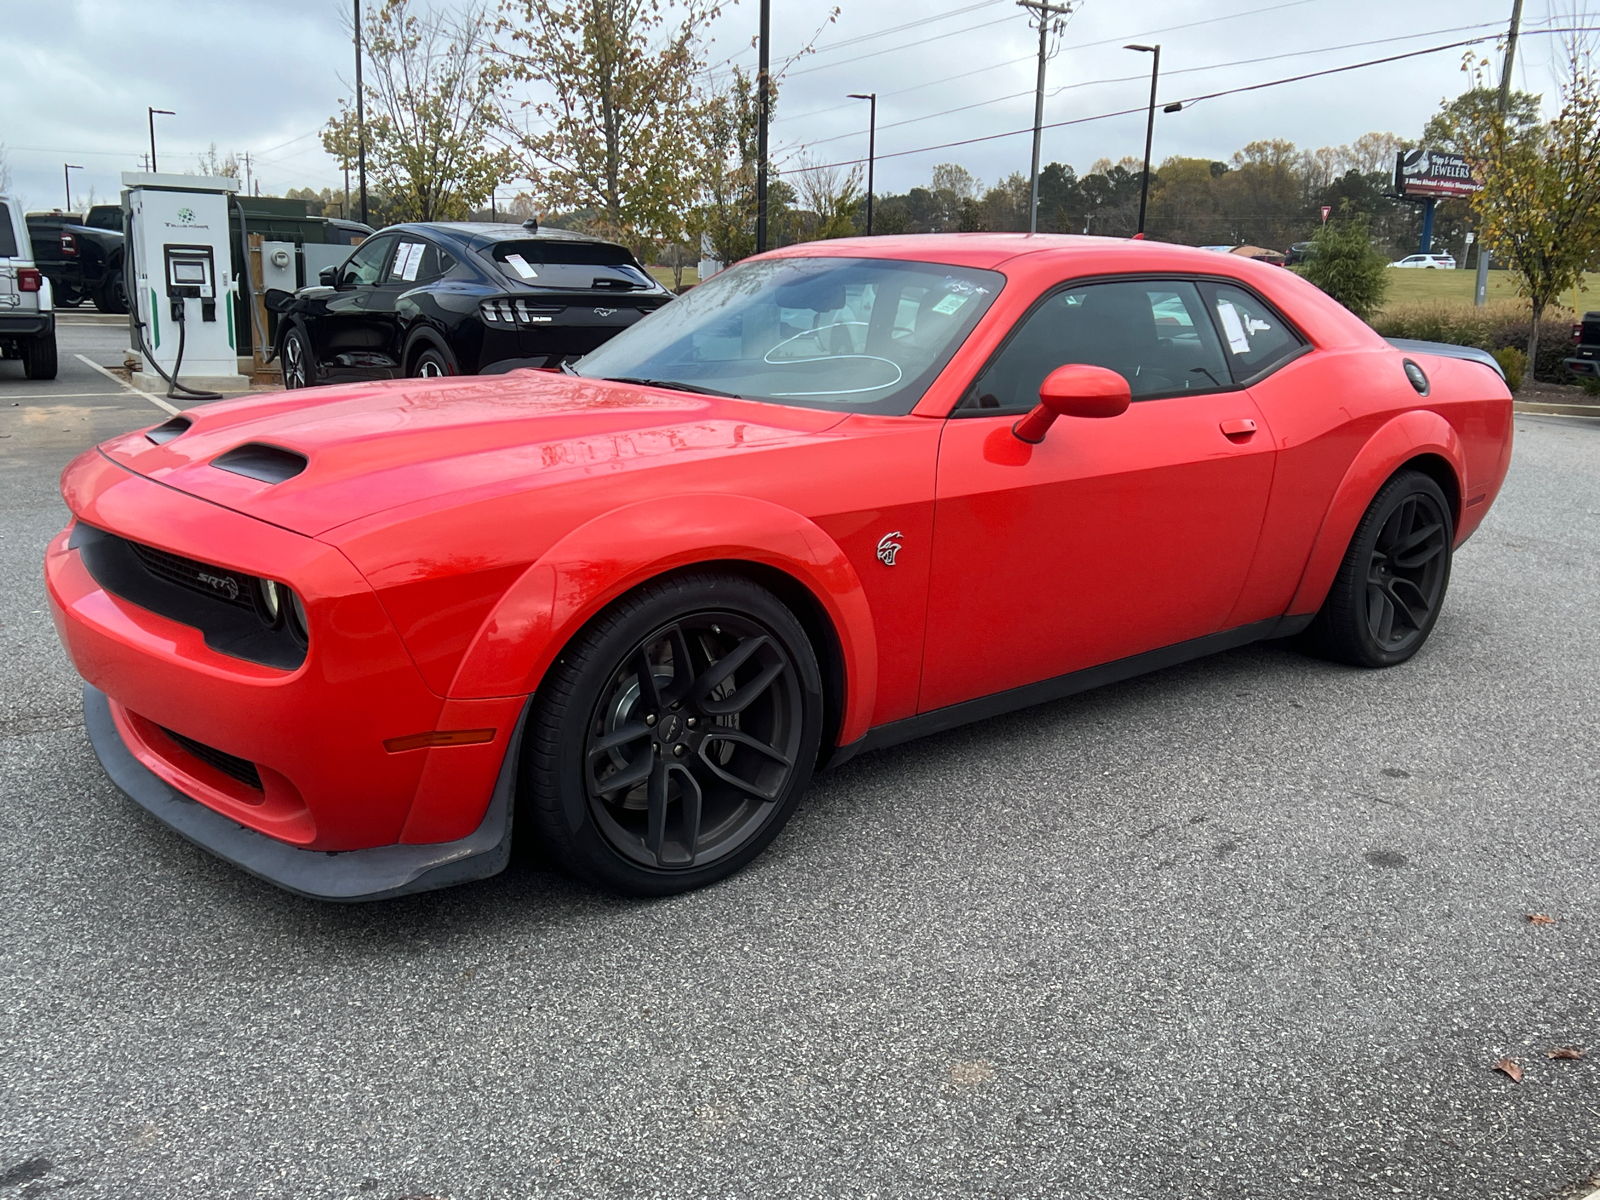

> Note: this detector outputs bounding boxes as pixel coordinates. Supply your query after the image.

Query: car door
[309,233,395,381]
[918,278,1278,713]
[364,237,452,374]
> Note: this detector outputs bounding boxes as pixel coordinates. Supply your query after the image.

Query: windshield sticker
[1217,301,1251,354]
[931,293,969,316]
[942,276,989,296]
[505,253,538,279]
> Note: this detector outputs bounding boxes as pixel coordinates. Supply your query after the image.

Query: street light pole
[147,108,174,173]
[848,93,876,235]
[1477,0,1525,305]
[1018,0,1076,234]
[756,0,771,253]
[1126,43,1160,238]
[64,164,83,211]
[355,0,368,226]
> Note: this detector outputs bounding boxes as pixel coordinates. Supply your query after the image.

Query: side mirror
[1012,364,1131,443]
[319,265,338,287]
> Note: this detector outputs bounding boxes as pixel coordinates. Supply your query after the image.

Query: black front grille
[69,523,306,670]
[158,726,263,790]
[127,540,261,614]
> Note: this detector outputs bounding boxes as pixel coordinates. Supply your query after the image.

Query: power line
[773,19,1509,160]
[779,28,1594,175]
[786,12,1027,78]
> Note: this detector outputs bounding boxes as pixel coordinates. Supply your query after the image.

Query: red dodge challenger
[45,235,1513,900]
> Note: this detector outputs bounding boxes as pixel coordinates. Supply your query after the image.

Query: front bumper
[84,683,525,901]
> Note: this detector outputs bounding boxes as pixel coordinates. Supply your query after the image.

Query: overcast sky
[0,0,1589,216]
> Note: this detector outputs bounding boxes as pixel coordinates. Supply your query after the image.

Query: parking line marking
[0,391,138,399]
[73,354,180,415]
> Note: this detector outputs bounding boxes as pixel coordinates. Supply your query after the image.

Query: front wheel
[1305,468,1454,667]
[280,326,312,389]
[523,572,824,895]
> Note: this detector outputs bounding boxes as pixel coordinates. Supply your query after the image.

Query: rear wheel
[1306,468,1453,667]
[93,275,128,314]
[524,572,824,895]
[281,327,311,389]
[410,346,453,378]
[22,331,57,380]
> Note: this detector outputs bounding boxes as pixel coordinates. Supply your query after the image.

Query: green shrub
[1493,346,1526,392]
[1371,301,1577,383]
[1581,374,1600,398]
[1293,212,1390,320]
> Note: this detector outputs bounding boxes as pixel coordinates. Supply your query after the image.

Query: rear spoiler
[1385,337,1505,383]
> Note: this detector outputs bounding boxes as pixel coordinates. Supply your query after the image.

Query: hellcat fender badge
[876,531,903,566]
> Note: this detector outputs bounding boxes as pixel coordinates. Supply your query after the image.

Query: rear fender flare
[1288,409,1466,615]
[402,325,458,376]
[448,493,879,745]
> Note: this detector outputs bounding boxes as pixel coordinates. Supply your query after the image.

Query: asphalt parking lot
[1,318,1597,1200]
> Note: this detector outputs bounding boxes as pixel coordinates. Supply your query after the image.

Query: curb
[1513,400,1600,418]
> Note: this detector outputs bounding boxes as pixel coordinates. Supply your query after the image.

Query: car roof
[759,232,1293,272]
[385,221,622,254]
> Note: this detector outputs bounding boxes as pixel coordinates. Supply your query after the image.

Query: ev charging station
[121,172,250,395]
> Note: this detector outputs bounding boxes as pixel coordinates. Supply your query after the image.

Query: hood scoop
[211,443,309,485]
[146,416,192,445]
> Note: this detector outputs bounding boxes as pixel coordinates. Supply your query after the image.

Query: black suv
[28,207,127,312]
[1566,311,1600,379]
[269,221,672,388]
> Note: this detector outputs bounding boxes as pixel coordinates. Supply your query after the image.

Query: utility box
[259,240,297,293]
[121,172,249,394]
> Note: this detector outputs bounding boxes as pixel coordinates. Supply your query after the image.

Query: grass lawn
[646,264,699,290]
[1378,267,1600,314]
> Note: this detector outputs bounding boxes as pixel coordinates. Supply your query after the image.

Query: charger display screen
[172,261,207,284]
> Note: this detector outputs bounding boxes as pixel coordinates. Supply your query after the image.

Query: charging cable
[133,301,222,402]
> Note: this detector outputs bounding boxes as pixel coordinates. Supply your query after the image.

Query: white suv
[1389,253,1457,270]
[0,194,57,378]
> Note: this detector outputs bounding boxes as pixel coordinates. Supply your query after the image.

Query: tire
[524,571,824,896]
[22,331,58,380]
[1305,468,1453,667]
[93,275,128,314]
[409,345,453,378]
[281,326,312,389]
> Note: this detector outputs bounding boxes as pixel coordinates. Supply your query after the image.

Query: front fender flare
[1287,409,1466,616]
[448,493,880,747]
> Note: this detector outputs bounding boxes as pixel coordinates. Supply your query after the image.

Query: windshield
[574,256,1004,414]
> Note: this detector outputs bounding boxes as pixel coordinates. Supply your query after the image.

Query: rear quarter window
[1201,282,1306,382]
[0,205,18,258]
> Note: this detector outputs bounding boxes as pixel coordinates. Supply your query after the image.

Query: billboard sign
[1394,149,1482,199]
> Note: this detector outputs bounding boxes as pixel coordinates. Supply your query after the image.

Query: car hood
[97,372,849,537]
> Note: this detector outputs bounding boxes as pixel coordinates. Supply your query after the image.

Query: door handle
[1220,418,1257,440]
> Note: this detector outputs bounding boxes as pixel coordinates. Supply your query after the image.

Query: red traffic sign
[1321,206,1331,222]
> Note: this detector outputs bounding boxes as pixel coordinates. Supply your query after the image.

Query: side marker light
[383,729,497,753]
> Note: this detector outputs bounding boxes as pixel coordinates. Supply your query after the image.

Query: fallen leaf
[1525,914,1558,925]
[1547,1046,1585,1060]
[1494,1058,1523,1083]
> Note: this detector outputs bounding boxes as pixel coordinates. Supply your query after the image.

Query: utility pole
[1018,0,1075,234]
[64,164,83,211]
[756,0,771,253]
[848,93,877,235]
[243,151,252,197]
[355,0,369,226]
[1476,0,1524,306]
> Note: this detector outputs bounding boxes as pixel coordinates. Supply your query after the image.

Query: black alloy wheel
[525,572,823,895]
[411,347,452,378]
[281,327,311,389]
[1307,468,1453,667]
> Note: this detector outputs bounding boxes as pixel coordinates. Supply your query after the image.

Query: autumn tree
[497,0,723,250]
[323,0,512,223]
[791,156,862,242]
[1446,50,1600,362]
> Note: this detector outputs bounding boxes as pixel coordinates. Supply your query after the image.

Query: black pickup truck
[27,205,126,313]
[1567,312,1600,379]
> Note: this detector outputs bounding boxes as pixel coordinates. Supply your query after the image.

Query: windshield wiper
[602,376,742,399]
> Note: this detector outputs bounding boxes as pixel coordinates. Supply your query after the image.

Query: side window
[340,235,393,287]
[0,204,18,258]
[1202,283,1305,380]
[389,240,452,285]
[964,279,1230,411]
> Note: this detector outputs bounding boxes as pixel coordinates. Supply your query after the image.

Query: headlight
[286,589,309,642]
[258,578,281,622]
